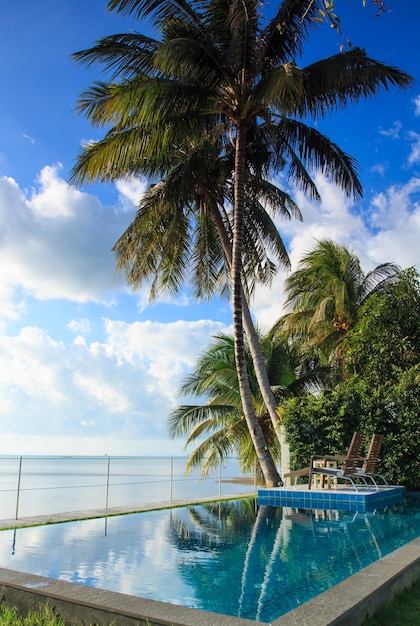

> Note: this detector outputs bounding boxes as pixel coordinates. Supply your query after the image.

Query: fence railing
[0,456,256,520]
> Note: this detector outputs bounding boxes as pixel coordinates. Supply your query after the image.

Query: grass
[0,604,67,625]
[361,577,420,625]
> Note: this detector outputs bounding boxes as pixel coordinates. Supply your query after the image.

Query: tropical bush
[283,372,419,490]
[283,267,420,490]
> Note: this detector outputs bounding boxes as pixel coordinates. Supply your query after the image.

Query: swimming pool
[0,497,419,622]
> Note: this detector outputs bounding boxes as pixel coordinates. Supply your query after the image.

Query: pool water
[0,498,419,622]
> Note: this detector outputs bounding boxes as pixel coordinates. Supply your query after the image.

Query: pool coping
[0,493,254,530]
[0,496,419,626]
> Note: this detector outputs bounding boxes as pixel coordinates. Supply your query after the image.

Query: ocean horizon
[0,455,255,520]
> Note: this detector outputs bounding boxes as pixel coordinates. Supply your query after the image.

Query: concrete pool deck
[0,495,419,626]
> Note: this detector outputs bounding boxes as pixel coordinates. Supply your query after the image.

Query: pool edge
[0,495,419,625]
[272,535,420,626]
[0,536,418,626]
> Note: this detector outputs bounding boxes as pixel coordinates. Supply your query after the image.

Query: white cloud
[414,95,420,116]
[378,120,402,139]
[371,162,388,177]
[407,131,420,165]
[365,178,420,268]
[0,165,135,311]
[67,318,91,335]
[115,176,148,211]
[0,317,229,454]
[74,372,131,413]
[0,327,68,414]
[1,164,419,457]
[22,134,35,145]
[252,174,420,329]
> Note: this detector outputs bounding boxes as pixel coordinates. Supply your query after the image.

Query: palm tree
[168,327,329,477]
[281,239,401,370]
[112,135,303,479]
[111,137,300,483]
[70,0,412,485]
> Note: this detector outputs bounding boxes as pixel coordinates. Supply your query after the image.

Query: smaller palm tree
[168,328,329,479]
[280,239,401,369]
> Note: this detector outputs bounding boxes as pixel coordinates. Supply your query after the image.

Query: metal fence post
[254,460,257,492]
[170,457,173,501]
[15,456,23,520]
[219,460,222,497]
[105,456,111,509]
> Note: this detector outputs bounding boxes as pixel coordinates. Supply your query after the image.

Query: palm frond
[263,0,322,63]
[300,48,414,118]
[72,33,159,79]
[107,0,206,33]
[275,119,363,200]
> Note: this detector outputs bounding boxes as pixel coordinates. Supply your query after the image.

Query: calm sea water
[0,497,419,621]
[0,456,255,519]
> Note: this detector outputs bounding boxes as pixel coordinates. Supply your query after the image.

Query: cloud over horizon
[0,154,419,455]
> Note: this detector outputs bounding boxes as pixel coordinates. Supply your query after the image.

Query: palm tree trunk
[232,121,281,488]
[207,194,288,482]
[242,303,289,481]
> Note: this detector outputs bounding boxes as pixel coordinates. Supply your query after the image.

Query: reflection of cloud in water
[0,500,418,621]
[1,513,196,605]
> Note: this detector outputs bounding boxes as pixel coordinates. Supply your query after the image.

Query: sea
[0,456,255,520]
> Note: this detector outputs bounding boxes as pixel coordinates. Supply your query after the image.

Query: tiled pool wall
[257,486,406,512]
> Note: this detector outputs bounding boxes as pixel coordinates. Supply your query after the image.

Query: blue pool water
[0,497,419,622]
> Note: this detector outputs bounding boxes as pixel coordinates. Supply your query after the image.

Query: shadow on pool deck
[0,495,419,626]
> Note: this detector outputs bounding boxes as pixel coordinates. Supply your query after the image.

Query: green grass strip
[362,576,420,625]
[0,603,67,625]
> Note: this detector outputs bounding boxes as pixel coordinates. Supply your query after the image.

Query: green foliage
[283,369,420,489]
[0,603,67,626]
[283,267,420,490]
[374,367,420,489]
[283,380,382,468]
[280,239,401,368]
[345,268,420,385]
[169,328,327,477]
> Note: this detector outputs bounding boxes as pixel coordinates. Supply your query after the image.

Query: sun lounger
[309,431,368,491]
[284,432,368,490]
[283,466,311,486]
[354,433,389,488]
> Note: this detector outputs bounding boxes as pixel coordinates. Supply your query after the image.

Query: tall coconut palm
[112,136,300,483]
[281,239,401,370]
[112,134,306,479]
[168,327,328,477]
[70,0,412,485]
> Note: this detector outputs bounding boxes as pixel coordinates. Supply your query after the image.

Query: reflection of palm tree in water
[255,507,294,620]
[237,505,271,617]
[238,505,291,619]
[250,507,385,620]
[168,500,283,618]
[165,501,389,620]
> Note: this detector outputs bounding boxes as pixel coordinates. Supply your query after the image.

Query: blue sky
[0,0,419,456]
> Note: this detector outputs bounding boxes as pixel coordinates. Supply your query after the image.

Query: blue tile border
[257,486,405,512]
